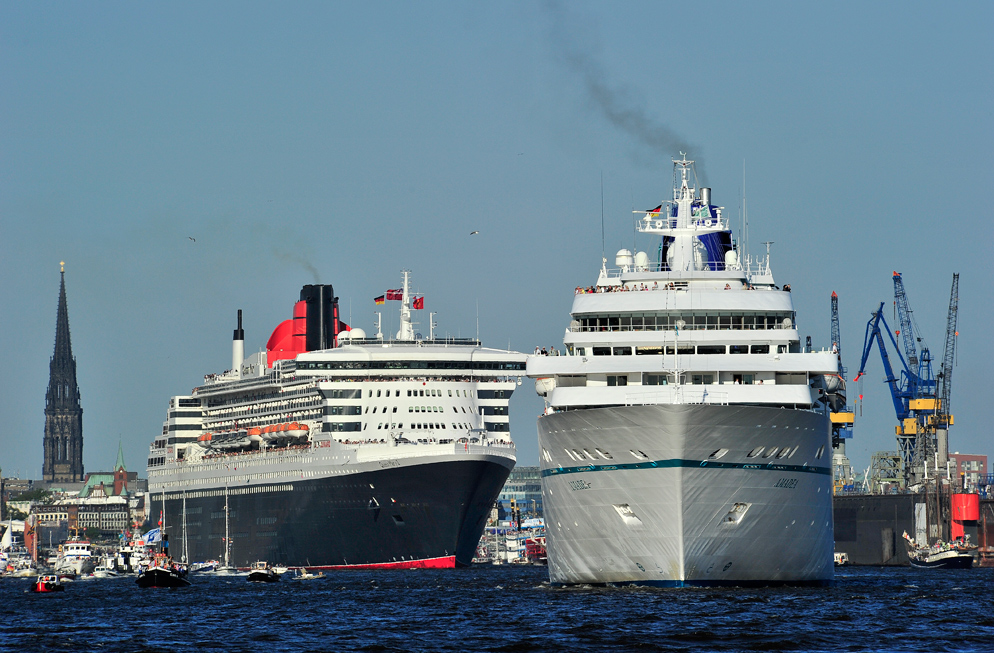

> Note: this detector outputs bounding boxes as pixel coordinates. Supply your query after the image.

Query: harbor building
[497,466,543,516]
[42,263,84,483]
[948,453,988,492]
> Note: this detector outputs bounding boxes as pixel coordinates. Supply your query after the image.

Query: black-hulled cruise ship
[147,272,526,569]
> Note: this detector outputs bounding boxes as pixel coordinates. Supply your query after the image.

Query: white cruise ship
[527,156,838,586]
[147,271,526,569]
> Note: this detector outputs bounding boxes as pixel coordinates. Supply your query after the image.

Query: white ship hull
[538,404,834,586]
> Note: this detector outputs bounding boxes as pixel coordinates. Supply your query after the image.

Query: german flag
[374,295,385,305]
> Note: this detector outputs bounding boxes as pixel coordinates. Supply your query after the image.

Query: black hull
[908,555,974,569]
[136,569,191,588]
[155,459,510,569]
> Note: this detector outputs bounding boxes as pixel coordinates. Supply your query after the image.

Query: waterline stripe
[541,458,831,478]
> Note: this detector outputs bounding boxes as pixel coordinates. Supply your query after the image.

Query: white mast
[224,485,230,568]
[182,491,188,564]
[396,270,415,341]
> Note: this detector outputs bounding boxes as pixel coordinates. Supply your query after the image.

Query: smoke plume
[544,2,704,178]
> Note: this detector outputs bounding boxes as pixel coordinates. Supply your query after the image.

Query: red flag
[385,289,403,301]
[412,296,424,310]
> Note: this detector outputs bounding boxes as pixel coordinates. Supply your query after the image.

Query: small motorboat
[136,553,191,588]
[190,560,219,573]
[247,561,280,583]
[31,575,66,593]
[292,569,325,580]
[93,558,121,578]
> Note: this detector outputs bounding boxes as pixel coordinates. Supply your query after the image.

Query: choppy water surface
[2,565,991,652]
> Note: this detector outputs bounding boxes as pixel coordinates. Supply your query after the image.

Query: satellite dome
[349,327,366,340]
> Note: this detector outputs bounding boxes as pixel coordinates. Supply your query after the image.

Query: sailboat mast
[224,486,230,568]
[182,491,188,564]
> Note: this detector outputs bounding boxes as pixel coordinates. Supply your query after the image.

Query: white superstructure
[528,156,837,586]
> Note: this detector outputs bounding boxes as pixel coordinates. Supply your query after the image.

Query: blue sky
[2,2,991,481]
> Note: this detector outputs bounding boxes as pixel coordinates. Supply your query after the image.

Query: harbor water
[2,565,991,652]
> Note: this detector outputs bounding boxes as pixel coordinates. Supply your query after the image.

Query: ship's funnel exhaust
[232,309,245,378]
[299,284,339,350]
[700,187,711,206]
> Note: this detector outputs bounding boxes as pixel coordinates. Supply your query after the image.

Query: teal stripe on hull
[541,458,831,478]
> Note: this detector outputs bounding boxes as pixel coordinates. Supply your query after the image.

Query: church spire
[43,263,84,482]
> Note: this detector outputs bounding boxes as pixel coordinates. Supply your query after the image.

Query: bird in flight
[470,231,479,235]
[188,236,196,242]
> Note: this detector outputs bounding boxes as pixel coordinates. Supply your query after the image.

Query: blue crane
[853,273,938,481]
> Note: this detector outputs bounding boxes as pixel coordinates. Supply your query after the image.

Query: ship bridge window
[592,347,611,356]
[750,345,770,354]
[612,347,632,356]
[607,375,628,387]
[665,346,696,355]
[636,346,663,356]
[729,345,748,354]
[644,374,667,386]
[697,345,726,355]
[691,374,714,385]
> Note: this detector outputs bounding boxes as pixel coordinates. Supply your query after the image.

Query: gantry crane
[828,291,855,493]
[853,272,937,485]
[933,273,959,468]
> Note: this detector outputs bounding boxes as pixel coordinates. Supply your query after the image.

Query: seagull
[470,231,479,235]
[188,236,196,242]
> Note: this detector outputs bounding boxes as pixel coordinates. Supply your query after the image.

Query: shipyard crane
[828,291,855,493]
[892,272,938,473]
[853,272,938,485]
[828,292,854,447]
[933,273,959,465]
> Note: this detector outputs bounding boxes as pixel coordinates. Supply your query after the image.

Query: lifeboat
[247,427,263,445]
[287,422,310,443]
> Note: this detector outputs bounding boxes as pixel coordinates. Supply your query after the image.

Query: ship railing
[594,260,776,282]
[625,389,728,406]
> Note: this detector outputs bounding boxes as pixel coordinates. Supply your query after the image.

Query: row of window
[574,312,795,332]
[298,360,526,371]
[579,344,784,356]
[605,372,807,386]
[546,443,826,463]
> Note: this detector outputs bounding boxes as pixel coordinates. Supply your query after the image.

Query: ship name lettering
[774,477,798,489]
[567,480,592,491]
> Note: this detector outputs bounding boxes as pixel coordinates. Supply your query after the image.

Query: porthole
[595,448,613,460]
[787,446,799,458]
[747,446,765,458]
[776,447,791,459]
[708,448,729,460]
[816,445,825,459]
[763,447,778,458]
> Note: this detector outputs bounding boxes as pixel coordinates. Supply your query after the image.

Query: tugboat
[247,561,280,583]
[136,552,191,588]
[31,575,66,593]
